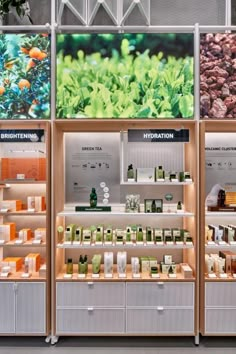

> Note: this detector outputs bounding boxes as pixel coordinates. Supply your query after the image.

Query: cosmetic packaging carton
[164,255,172,265]
[39,264,46,277]
[149,257,158,268]
[154,228,163,242]
[95,225,103,242]
[180,263,193,278]
[65,224,76,242]
[163,228,172,242]
[117,252,127,274]
[92,254,102,274]
[34,228,46,242]
[181,229,191,242]
[19,228,32,242]
[115,229,124,243]
[219,250,235,273]
[131,257,140,274]
[205,255,214,273]
[27,196,46,211]
[1,200,22,211]
[228,225,236,241]
[83,229,92,243]
[104,228,113,242]
[25,253,41,272]
[172,228,182,242]
[136,168,155,182]
[0,248,3,262]
[208,225,218,242]
[217,257,226,274]
[104,252,113,275]
[0,222,16,241]
[160,262,176,274]
[74,227,83,242]
[2,257,23,272]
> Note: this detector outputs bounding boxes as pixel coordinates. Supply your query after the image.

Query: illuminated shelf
[2,240,46,247]
[57,242,194,249]
[120,181,194,186]
[58,210,194,217]
[0,211,46,216]
[206,212,236,217]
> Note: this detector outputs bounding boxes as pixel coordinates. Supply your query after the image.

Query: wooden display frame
[53,120,198,338]
[0,121,51,336]
[200,121,236,336]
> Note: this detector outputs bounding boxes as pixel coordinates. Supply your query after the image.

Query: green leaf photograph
[56,33,194,119]
[0,34,50,119]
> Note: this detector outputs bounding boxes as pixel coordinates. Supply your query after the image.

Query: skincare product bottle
[92,254,102,274]
[126,226,131,242]
[66,258,73,274]
[105,228,113,242]
[131,257,140,274]
[146,227,152,242]
[151,200,156,213]
[157,166,165,179]
[127,164,134,180]
[90,187,97,208]
[179,171,184,182]
[137,226,143,242]
[117,252,127,274]
[150,266,158,275]
[177,201,182,210]
[217,189,225,207]
[104,252,113,275]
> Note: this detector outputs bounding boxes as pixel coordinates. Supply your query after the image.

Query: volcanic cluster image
[200,33,236,119]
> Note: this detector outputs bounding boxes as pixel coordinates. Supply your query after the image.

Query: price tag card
[207,241,216,245]
[104,242,112,246]
[63,274,72,279]
[151,274,160,278]
[78,274,86,279]
[171,179,179,182]
[132,273,141,279]
[21,273,31,278]
[166,241,174,245]
[176,241,184,245]
[92,274,100,279]
[83,241,91,245]
[208,273,217,278]
[0,209,8,213]
[0,240,5,245]
[104,274,113,279]
[157,179,165,182]
[73,241,81,246]
[156,242,164,246]
[0,272,9,278]
[219,273,228,279]
[168,274,177,278]
[185,178,193,183]
[219,241,227,245]
[186,242,193,246]
[27,208,35,213]
[233,274,236,279]
[176,210,184,214]
[118,273,126,279]
[32,239,42,245]
[136,242,144,246]
[146,241,154,246]
[127,178,135,182]
[229,241,236,246]
[95,242,103,245]
[125,242,133,246]
[64,241,72,245]
[15,239,23,245]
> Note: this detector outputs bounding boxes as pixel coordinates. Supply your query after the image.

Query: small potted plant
[0,0,32,25]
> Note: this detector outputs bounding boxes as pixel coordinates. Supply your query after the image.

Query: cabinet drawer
[205,282,236,307]
[205,308,236,334]
[56,282,125,307]
[56,308,125,334]
[0,282,15,333]
[126,282,194,307]
[126,308,194,334]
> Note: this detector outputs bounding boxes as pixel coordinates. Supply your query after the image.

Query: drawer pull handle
[88,307,94,312]
[87,282,94,286]
[157,307,164,311]
[157,282,164,286]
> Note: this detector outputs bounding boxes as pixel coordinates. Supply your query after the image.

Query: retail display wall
[1,0,236,345]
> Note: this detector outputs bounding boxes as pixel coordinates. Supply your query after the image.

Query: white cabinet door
[57,282,125,307]
[205,282,236,307]
[205,308,236,334]
[15,282,46,334]
[56,308,125,334]
[0,282,15,333]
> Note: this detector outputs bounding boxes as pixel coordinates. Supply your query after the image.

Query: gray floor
[0,337,235,354]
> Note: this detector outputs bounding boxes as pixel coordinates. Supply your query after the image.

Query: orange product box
[1,158,46,181]
[35,196,46,212]
[25,253,41,272]
[19,228,32,241]
[2,257,23,271]
[0,200,22,211]
[0,222,16,241]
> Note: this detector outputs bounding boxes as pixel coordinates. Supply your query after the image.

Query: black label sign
[128,129,189,142]
[0,130,44,142]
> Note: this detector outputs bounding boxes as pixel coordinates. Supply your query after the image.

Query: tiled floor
[0,337,235,354]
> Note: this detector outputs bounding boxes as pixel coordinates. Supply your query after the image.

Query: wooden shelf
[206,212,236,217]
[121,181,194,186]
[2,240,46,247]
[205,243,236,250]
[205,275,236,282]
[58,210,194,217]
[0,271,46,281]
[0,211,46,216]
[57,242,194,249]
[0,181,46,185]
